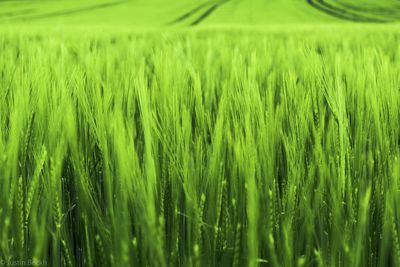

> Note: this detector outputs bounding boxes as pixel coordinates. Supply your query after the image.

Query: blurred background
[1,0,400,27]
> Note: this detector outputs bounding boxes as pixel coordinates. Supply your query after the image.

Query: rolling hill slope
[1,0,400,27]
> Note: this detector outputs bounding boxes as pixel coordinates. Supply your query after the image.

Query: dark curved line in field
[317,0,393,21]
[191,0,229,25]
[0,0,30,2]
[0,0,54,5]
[307,0,389,23]
[0,1,126,22]
[0,8,34,17]
[333,0,400,18]
[168,1,215,25]
[337,2,400,13]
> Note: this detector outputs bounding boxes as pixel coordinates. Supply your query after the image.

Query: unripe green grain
[25,147,47,224]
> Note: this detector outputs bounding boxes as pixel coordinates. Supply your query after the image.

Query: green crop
[0,27,399,266]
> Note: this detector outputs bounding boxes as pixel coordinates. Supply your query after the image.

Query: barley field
[1,1,400,267]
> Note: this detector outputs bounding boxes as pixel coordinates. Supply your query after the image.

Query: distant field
[1,1,400,267]
[1,0,400,26]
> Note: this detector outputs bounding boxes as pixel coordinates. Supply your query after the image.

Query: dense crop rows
[0,29,400,266]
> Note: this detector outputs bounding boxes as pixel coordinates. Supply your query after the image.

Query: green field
[1,1,400,267]
[2,0,400,26]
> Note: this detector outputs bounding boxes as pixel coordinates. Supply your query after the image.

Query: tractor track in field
[0,0,32,3]
[190,0,229,25]
[168,1,213,24]
[0,9,35,18]
[0,0,127,23]
[169,0,230,26]
[333,0,400,19]
[336,1,400,13]
[306,0,391,23]
[0,0,68,5]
